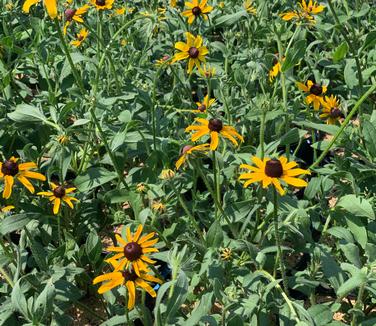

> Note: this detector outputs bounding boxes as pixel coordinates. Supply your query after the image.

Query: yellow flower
[114,7,125,15]
[0,157,46,199]
[105,225,159,275]
[220,248,232,261]
[239,156,310,196]
[200,64,216,78]
[90,0,114,11]
[269,57,284,82]
[22,0,57,18]
[170,0,177,7]
[320,95,342,125]
[244,0,256,15]
[120,39,127,47]
[182,0,213,24]
[175,144,210,170]
[63,5,90,35]
[57,134,70,145]
[152,201,166,213]
[5,3,14,10]
[185,118,244,151]
[192,95,215,114]
[297,80,327,110]
[172,32,208,74]
[93,266,162,310]
[136,183,147,193]
[218,2,224,9]
[280,0,324,23]
[70,28,88,47]
[37,183,78,214]
[159,169,175,180]
[1,205,15,213]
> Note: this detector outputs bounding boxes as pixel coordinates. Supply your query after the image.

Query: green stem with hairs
[273,188,289,296]
[351,282,366,326]
[310,84,376,169]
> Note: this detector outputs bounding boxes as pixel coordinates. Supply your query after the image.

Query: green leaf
[0,213,37,235]
[280,128,307,146]
[85,230,102,263]
[327,226,354,244]
[320,245,345,291]
[344,59,358,89]
[74,167,117,192]
[337,195,375,220]
[11,279,31,321]
[293,121,340,135]
[337,272,367,298]
[281,39,307,72]
[165,272,188,324]
[361,31,376,52]
[332,42,349,62]
[339,243,361,268]
[214,11,247,26]
[182,293,213,326]
[7,104,47,123]
[345,214,368,250]
[34,280,55,322]
[362,120,376,157]
[308,304,333,326]
[206,220,224,248]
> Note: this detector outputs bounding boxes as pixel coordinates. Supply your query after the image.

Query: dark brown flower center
[330,107,341,118]
[198,104,206,112]
[310,83,323,96]
[65,8,76,21]
[264,159,283,178]
[122,269,138,281]
[188,47,199,59]
[78,35,84,41]
[96,0,106,6]
[192,6,201,16]
[1,160,19,176]
[208,118,223,132]
[53,186,66,198]
[124,242,142,261]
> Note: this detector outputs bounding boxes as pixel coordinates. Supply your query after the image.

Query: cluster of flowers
[171,1,312,195]
[0,156,78,214]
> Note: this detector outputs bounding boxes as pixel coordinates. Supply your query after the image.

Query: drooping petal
[3,176,14,199]
[21,170,46,181]
[175,154,187,170]
[17,176,35,193]
[191,128,209,142]
[44,0,58,19]
[271,178,285,195]
[22,0,40,13]
[53,198,61,215]
[97,278,123,294]
[135,279,156,297]
[210,131,219,150]
[297,82,309,92]
[126,281,136,310]
[93,272,122,285]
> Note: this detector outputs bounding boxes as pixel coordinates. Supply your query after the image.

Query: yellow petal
[3,175,14,199]
[126,281,136,310]
[44,0,58,19]
[22,0,40,13]
[53,198,61,214]
[17,176,35,193]
[210,131,219,150]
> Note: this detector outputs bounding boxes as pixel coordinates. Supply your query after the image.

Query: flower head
[220,248,232,261]
[70,28,88,47]
[297,80,327,110]
[37,183,78,214]
[159,169,175,180]
[244,0,256,15]
[175,143,210,170]
[172,32,208,74]
[182,0,213,24]
[269,56,284,82]
[152,201,166,213]
[320,95,342,125]
[280,0,324,24]
[192,95,215,114]
[90,0,114,11]
[185,118,244,151]
[239,156,310,195]
[1,205,14,213]
[201,64,216,78]
[105,225,159,276]
[93,267,162,310]
[63,4,90,34]
[136,183,147,193]
[0,157,46,199]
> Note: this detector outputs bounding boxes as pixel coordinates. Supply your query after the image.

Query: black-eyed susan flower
[182,0,213,24]
[320,95,342,125]
[105,225,158,276]
[90,0,113,11]
[269,56,284,83]
[192,95,215,114]
[159,169,175,180]
[170,0,177,8]
[0,157,46,199]
[93,266,162,309]
[280,0,324,23]
[220,248,232,261]
[70,28,88,47]
[244,0,256,15]
[297,80,327,111]
[152,201,166,213]
[22,0,57,18]
[172,32,208,74]
[185,118,244,151]
[239,156,310,195]
[201,64,216,78]
[37,183,78,214]
[175,143,210,170]
[57,134,70,145]
[63,5,90,35]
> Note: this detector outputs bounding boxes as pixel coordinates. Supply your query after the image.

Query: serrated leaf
[337,195,374,220]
